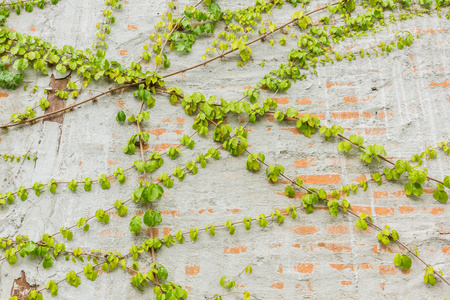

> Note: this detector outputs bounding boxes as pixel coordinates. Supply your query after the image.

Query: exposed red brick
[327,225,350,234]
[272,282,284,289]
[379,265,396,274]
[185,266,200,276]
[429,81,450,87]
[223,246,247,254]
[298,174,341,184]
[297,97,312,104]
[309,242,351,253]
[273,97,289,104]
[294,263,314,273]
[293,158,316,167]
[330,264,354,271]
[291,225,318,234]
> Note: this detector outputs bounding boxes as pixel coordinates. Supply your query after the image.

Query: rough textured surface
[0,1,449,299]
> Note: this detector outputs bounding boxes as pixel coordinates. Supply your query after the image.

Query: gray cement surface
[0,1,449,299]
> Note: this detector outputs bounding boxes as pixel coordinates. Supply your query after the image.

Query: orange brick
[332,111,373,120]
[358,263,373,270]
[298,174,341,184]
[107,160,118,166]
[223,246,247,254]
[327,225,350,234]
[272,282,284,289]
[442,246,450,253]
[293,158,316,167]
[379,265,397,274]
[0,92,8,98]
[163,227,171,236]
[145,228,159,238]
[128,24,138,30]
[430,207,445,215]
[330,264,354,271]
[341,281,352,285]
[294,263,314,273]
[149,128,166,136]
[326,82,354,89]
[119,50,128,56]
[399,206,419,214]
[161,210,179,218]
[351,206,372,215]
[429,81,450,87]
[309,242,351,253]
[97,229,123,237]
[281,128,300,135]
[154,143,178,152]
[343,96,358,103]
[291,225,318,234]
[185,266,200,276]
[273,97,289,104]
[375,207,395,216]
[297,97,312,104]
[298,112,326,120]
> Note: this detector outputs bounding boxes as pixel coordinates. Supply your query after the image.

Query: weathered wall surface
[0,1,449,299]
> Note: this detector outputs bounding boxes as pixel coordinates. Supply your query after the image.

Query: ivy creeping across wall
[0,0,450,299]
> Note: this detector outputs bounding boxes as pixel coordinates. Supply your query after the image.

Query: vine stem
[15,250,159,300]
[153,0,205,73]
[16,262,103,300]
[242,147,450,286]
[333,132,445,185]
[0,1,335,130]
[3,127,200,198]
[0,82,138,129]
[266,111,447,186]
[161,2,337,79]
[0,245,105,263]
[134,97,162,286]
[136,123,157,266]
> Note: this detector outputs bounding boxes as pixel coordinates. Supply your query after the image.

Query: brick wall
[0,1,449,299]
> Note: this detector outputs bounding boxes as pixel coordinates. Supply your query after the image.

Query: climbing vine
[0,0,449,299]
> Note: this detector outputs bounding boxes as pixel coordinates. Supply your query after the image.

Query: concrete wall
[0,0,449,299]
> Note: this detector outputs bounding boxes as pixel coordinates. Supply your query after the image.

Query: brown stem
[161,3,336,79]
[0,82,137,129]
[244,148,449,286]
[0,2,332,131]
[266,111,447,186]
[134,102,161,285]
[153,0,205,73]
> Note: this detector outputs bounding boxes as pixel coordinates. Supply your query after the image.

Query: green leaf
[129,216,142,234]
[345,0,356,12]
[143,210,162,227]
[355,219,367,230]
[243,291,251,300]
[394,254,412,270]
[404,182,412,195]
[116,111,126,123]
[433,189,448,202]
[298,16,311,30]
[444,176,450,189]
[285,186,295,197]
